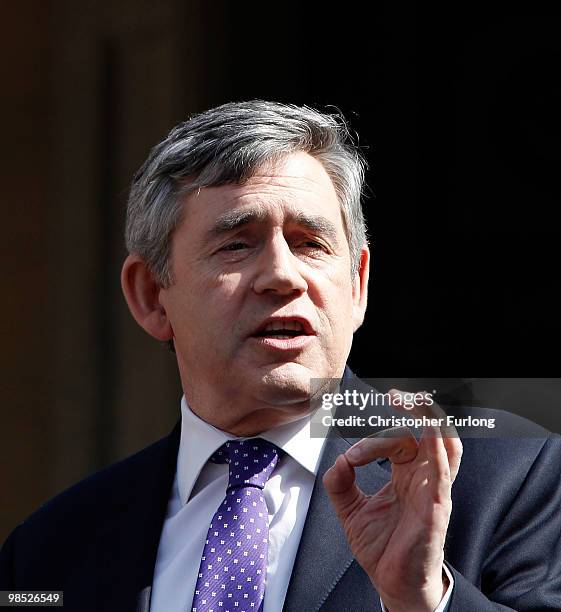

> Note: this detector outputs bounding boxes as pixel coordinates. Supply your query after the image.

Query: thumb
[323,454,363,521]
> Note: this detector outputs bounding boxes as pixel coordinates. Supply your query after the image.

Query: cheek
[312,275,356,335]
[181,272,247,332]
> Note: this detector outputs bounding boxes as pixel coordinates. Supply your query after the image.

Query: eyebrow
[206,207,340,246]
[291,211,340,245]
[208,208,267,237]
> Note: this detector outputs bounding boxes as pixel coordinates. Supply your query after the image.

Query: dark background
[1,0,560,539]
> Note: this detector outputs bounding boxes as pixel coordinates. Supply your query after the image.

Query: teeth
[263,320,304,333]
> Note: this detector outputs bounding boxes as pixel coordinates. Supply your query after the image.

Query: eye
[299,239,325,251]
[221,241,248,251]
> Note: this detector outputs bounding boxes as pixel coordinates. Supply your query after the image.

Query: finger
[323,454,364,521]
[419,425,452,499]
[418,425,462,484]
[441,431,462,482]
[344,426,419,467]
[389,388,463,481]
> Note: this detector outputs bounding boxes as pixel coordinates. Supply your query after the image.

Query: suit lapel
[282,432,351,612]
[87,421,181,612]
[283,430,391,612]
[136,587,151,612]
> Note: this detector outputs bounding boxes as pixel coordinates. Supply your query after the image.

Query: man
[1,101,560,611]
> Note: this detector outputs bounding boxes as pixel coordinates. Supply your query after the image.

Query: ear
[121,254,173,341]
[351,245,370,332]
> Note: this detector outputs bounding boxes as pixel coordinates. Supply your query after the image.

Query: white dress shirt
[150,396,453,612]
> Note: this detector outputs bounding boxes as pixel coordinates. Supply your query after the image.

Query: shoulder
[447,406,561,507]
[448,401,557,453]
[449,403,552,436]
[1,423,180,567]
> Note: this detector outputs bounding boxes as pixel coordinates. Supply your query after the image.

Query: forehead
[181,152,344,230]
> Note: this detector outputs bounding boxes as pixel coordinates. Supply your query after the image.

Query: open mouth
[252,318,314,340]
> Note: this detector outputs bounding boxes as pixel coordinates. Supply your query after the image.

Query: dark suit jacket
[2,374,561,611]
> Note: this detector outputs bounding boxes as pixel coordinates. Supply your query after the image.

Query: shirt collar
[177,395,327,505]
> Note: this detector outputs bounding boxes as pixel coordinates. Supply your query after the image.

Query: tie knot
[211,438,280,490]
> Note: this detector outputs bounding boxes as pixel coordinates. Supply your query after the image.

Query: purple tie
[191,438,281,612]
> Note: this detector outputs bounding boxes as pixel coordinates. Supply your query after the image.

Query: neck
[186,394,314,437]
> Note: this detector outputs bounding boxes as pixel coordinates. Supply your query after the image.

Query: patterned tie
[191,438,281,612]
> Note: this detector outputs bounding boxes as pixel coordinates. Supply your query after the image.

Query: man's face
[159,152,368,434]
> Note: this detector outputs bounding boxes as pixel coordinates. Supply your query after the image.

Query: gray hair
[125,100,368,287]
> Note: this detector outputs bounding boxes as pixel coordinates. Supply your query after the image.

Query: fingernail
[346,445,362,462]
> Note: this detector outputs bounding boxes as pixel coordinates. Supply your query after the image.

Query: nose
[251,235,308,296]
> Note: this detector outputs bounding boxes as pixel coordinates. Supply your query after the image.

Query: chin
[257,362,316,405]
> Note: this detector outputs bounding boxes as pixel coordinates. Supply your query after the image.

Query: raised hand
[323,390,462,612]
